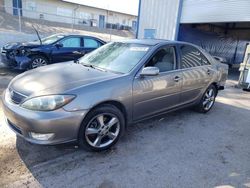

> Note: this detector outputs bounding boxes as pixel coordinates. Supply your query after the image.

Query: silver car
[2,40,228,151]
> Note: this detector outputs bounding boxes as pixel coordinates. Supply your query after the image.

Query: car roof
[56,34,106,43]
[52,33,103,39]
[123,39,169,46]
[120,39,194,46]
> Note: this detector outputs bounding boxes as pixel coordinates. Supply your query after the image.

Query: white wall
[181,0,250,23]
[137,0,181,40]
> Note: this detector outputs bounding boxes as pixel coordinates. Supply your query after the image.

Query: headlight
[21,95,75,111]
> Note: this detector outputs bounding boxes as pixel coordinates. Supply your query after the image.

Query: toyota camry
[2,40,228,151]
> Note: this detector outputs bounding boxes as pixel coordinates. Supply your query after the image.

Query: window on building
[61,37,81,48]
[57,7,72,17]
[180,45,210,68]
[146,47,176,72]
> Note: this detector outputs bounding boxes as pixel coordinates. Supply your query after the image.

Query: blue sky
[63,0,140,16]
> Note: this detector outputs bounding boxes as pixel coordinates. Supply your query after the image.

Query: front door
[52,36,83,63]
[133,46,182,121]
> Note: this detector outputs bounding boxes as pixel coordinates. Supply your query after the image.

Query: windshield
[79,42,150,74]
[33,34,65,45]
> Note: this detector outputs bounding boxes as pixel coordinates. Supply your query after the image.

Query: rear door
[51,36,83,63]
[178,44,213,104]
[133,45,183,121]
[83,37,103,54]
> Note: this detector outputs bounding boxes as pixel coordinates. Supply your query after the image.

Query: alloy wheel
[32,58,47,68]
[203,88,215,111]
[85,113,120,149]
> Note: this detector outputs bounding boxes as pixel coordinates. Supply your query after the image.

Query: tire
[195,85,217,113]
[243,88,250,92]
[30,55,48,69]
[78,104,125,151]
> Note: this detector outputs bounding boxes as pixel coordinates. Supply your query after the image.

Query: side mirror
[55,43,63,48]
[140,67,159,77]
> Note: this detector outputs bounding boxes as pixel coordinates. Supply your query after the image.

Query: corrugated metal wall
[137,0,181,40]
[181,0,250,23]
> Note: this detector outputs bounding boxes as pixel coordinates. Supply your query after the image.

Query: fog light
[30,132,54,141]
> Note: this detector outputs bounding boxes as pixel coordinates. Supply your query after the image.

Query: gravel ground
[0,68,250,188]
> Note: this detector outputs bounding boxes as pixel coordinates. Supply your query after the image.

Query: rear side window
[84,38,100,48]
[180,45,210,68]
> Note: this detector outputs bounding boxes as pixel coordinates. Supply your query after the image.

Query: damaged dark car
[0,34,105,70]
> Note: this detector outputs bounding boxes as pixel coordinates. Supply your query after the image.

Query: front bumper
[2,91,87,145]
[1,53,31,70]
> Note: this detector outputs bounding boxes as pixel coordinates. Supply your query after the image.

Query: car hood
[3,41,43,50]
[9,62,120,97]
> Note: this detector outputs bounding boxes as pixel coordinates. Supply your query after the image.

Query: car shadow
[14,98,250,187]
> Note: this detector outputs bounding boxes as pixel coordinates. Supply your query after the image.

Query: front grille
[7,119,22,135]
[9,88,27,104]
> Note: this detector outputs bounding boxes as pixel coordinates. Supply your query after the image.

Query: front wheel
[78,104,125,151]
[30,55,48,69]
[195,85,217,113]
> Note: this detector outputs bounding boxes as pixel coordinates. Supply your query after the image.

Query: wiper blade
[81,63,107,72]
[82,63,95,69]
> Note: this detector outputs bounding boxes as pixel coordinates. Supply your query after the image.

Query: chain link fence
[0,5,135,42]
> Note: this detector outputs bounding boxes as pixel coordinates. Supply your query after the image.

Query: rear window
[180,45,210,68]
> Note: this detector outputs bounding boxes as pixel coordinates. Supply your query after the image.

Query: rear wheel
[195,85,217,113]
[78,104,125,151]
[30,55,48,69]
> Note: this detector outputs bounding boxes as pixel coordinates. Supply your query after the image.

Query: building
[3,0,138,31]
[137,0,250,65]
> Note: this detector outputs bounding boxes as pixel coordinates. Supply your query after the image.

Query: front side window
[146,46,176,72]
[180,45,210,68]
[79,42,150,74]
[84,38,100,48]
[61,37,81,48]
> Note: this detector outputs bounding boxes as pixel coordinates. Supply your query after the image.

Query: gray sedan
[2,40,228,151]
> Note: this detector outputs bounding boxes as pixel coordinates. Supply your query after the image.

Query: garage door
[181,0,250,24]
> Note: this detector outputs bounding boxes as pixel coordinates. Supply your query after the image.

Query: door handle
[73,51,81,54]
[73,51,85,55]
[174,76,181,82]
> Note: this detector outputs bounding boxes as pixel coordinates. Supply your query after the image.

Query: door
[133,46,182,121]
[132,21,137,31]
[83,37,102,54]
[99,15,105,28]
[179,44,213,104]
[51,36,83,63]
[13,0,22,16]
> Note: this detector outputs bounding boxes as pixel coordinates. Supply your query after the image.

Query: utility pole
[72,5,80,32]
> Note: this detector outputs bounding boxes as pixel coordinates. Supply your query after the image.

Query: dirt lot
[0,67,250,188]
